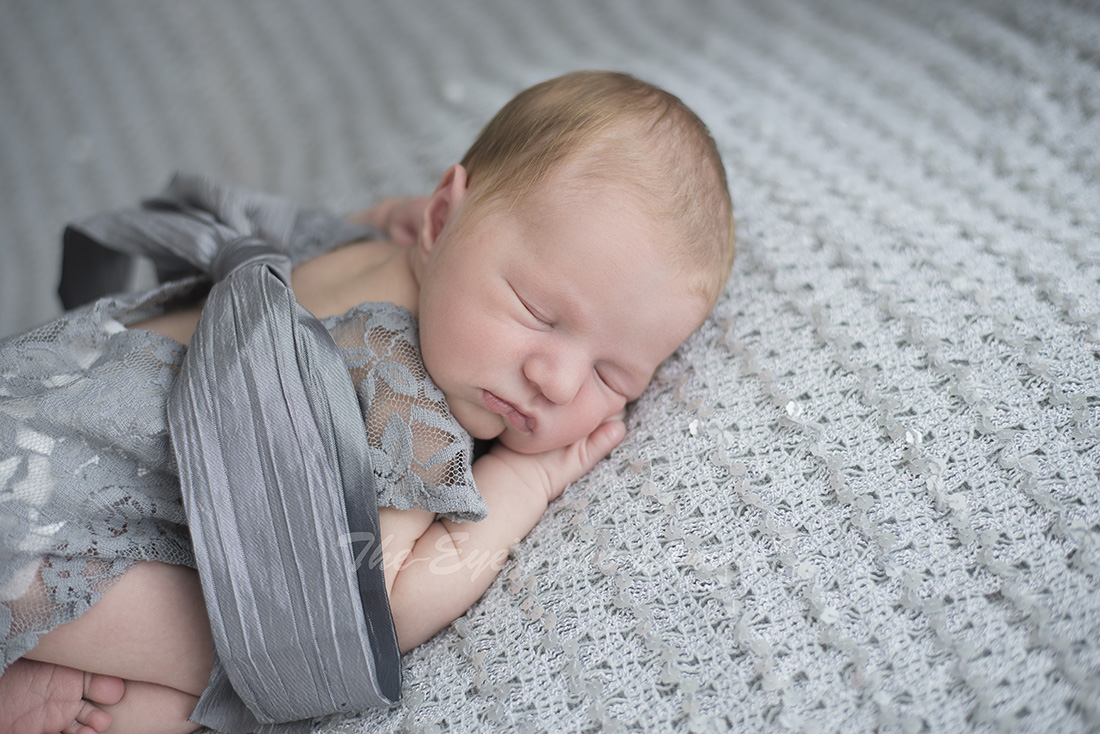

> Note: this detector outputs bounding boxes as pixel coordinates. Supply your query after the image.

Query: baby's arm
[381,419,627,651]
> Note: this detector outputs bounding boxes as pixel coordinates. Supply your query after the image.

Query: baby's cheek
[560,406,613,447]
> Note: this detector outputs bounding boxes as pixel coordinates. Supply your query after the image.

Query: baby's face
[416,171,710,455]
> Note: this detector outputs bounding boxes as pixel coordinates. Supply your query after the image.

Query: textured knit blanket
[1,1,1097,732]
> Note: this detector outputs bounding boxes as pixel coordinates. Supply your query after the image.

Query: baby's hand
[389,415,626,650]
[347,196,429,247]
[485,416,627,504]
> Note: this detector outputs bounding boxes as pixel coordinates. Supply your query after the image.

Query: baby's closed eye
[512,287,554,329]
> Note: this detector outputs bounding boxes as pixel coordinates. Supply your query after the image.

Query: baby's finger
[390,196,430,246]
[576,419,626,474]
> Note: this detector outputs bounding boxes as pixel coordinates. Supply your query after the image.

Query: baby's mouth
[481,390,535,433]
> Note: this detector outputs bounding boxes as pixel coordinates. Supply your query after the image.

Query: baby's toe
[83,671,125,706]
[61,700,111,734]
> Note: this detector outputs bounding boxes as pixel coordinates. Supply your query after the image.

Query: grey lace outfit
[0,176,487,729]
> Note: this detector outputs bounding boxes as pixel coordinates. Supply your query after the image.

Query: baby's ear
[419,164,468,259]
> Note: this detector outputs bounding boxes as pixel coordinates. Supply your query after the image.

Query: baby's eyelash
[526,304,551,326]
[514,290,553,328]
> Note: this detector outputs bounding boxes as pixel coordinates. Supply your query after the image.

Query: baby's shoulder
[324,301,421,368]
[287,208,379,265]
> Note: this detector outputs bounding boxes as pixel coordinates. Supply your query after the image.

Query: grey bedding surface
[2,1,1097,732]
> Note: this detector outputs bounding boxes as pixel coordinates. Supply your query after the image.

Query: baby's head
[413,71,734,453]
[456,70,734,306]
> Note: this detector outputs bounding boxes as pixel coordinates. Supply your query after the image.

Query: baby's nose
[526,352,586,406]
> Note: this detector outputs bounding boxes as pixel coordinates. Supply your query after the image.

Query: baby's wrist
[474,450,553,511]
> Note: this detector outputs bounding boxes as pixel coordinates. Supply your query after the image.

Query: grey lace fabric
[328,303,485,518]
[0,176,485,694]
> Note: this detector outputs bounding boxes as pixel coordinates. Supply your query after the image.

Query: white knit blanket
[1,1,1097,731]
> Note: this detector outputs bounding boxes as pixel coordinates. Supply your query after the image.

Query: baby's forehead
[515,197,703,302]
[537,148,666,210]
[572,130,671,178]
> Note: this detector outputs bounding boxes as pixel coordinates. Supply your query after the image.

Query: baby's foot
[0,658,125,734]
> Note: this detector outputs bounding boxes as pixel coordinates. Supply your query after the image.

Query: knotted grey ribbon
[62,175,401,732]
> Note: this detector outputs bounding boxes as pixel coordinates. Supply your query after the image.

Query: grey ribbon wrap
[62,175,401,732]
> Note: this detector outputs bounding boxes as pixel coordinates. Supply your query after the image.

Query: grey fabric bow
[64,175,401,732]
